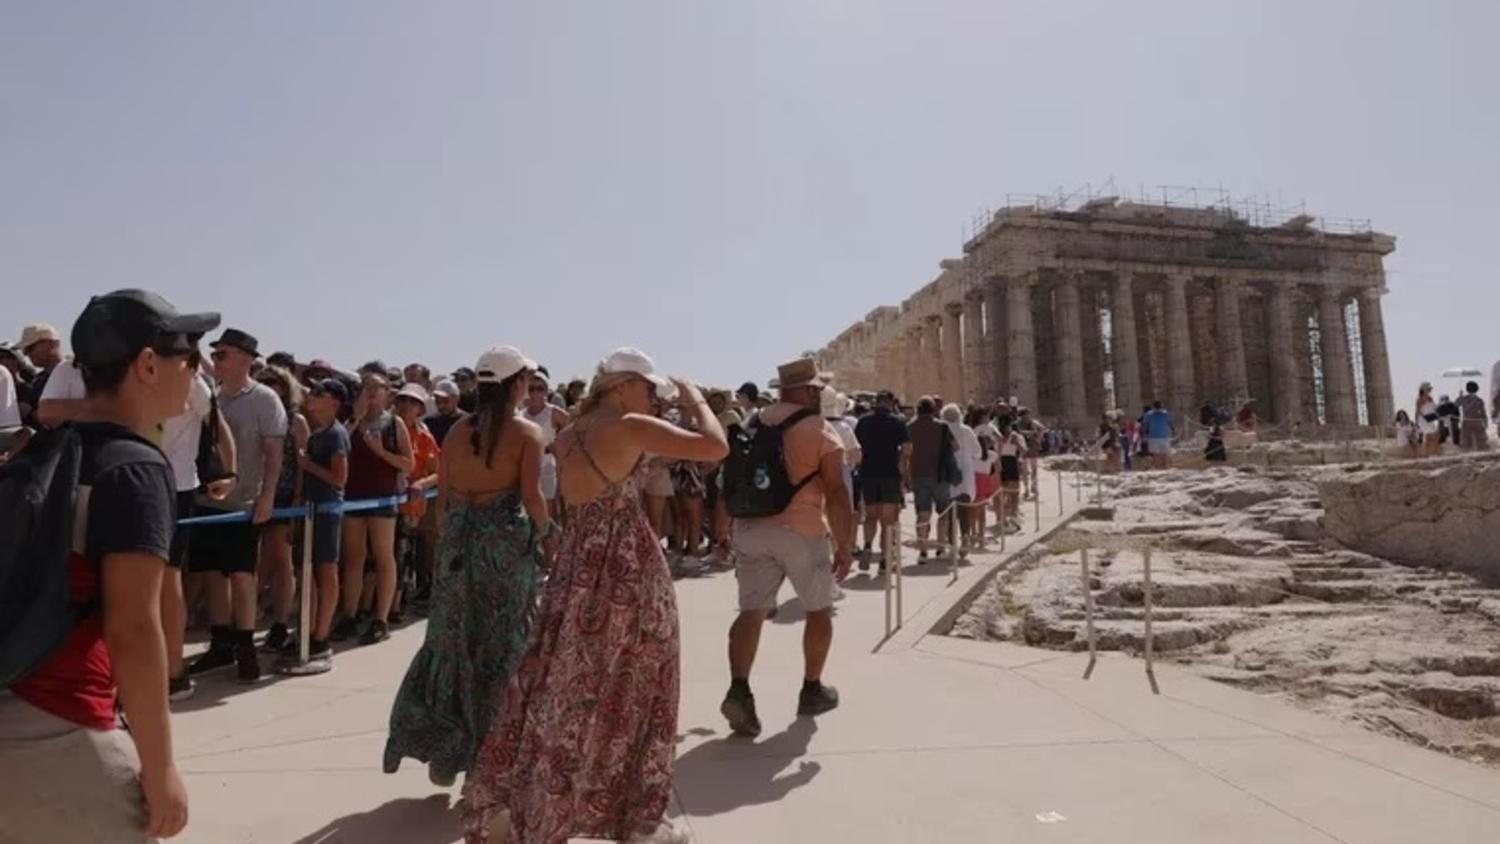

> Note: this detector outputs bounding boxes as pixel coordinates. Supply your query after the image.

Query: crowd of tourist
[8,288,1496,844]
[1396,380,1493,457]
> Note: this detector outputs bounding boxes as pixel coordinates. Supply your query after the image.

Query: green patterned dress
[383,490,542,783]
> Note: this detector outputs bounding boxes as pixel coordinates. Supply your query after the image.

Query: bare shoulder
[511,415,544,441]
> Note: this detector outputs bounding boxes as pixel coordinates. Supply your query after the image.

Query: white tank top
[525,404,558,446]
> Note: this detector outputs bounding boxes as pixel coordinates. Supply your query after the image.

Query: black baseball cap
[71,289,220,370]
[210,328,261,358]
[307,378,349,404]
[737,381,760,401]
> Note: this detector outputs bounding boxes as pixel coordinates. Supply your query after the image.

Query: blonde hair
[940,403,963,424]
[576,366,639,418]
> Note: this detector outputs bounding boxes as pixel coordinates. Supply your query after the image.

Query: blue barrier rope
[177,488,438,526]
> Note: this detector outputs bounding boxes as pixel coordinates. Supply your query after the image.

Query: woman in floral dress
[383,346,553,786]
[462,348,728,844]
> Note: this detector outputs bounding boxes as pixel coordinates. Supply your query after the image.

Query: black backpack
[722,408,818,519]
[0,424,149,687]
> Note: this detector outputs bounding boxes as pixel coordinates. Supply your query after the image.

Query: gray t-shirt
[218,381,288,508]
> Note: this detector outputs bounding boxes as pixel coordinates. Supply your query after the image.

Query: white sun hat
[601,347,673,399]
[475,345,537,384]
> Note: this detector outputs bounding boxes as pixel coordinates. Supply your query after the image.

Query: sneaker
[358,619,390,646]
[797,682,840,717]
[307,637,333,660]
[388,608,405,626]
[918,549,928,565]
[428,763,456,788]
[720,688,762,738]
[168,674,195,702]
[235,639,261,685]
[330,616,360,642]
[186,643,235,675]
[262,622,291,653]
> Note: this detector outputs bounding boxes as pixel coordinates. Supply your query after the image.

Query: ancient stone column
[904,325,923,404]
[1164,274,1197,426]
[962,293,986,403]
[1006,274,1038,410]
[943,303,965,404]
[1318,287,1358,427]
[1110,273,1142,413]
[1267,282,1303,427]
[985,279,1008,402]
[1358,286,1395,427]
[1052,272,1089,430]
[1079,283,1106,422]
[1215,277,1250,404]
[923,315,943,400]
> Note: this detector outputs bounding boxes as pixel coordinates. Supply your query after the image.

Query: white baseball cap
[601,347,672,398]
[432,379,460,399]
[475,345,537,384]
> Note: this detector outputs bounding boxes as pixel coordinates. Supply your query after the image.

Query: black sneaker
[330,616,360,642]
[235,640,261,685]
[168,674,195,702]
[720,688,762,738]
[262,622,291,653]
[388,608,404,626]
[307,638,333,660]
[186,643,235,675]
[797,682,840,717]
[358,619,390,646]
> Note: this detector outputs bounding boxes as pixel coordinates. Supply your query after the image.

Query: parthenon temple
[812,192,1396,433]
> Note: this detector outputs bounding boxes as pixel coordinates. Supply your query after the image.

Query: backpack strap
[777,408,821,492]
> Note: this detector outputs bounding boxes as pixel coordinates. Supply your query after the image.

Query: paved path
[175,468,1500,843]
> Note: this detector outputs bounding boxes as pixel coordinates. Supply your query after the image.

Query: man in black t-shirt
[854,390,910,569]
[0,289,218,843]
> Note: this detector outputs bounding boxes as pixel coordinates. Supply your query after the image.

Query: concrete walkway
[174,468,1500,843]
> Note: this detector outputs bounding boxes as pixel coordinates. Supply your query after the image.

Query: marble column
[1079,283,1106,421]
[1053,272,1089,430]
[943,303,965,404]
[1110,273,1142,413]
[923,315,943,400]
[1267,282,1302,426]
[1006,274,1039,410]
[985,279,1008,402]
[1358,286,1395,427]
[1215,277,1250,404]
[1164,274,1196,426]
[962,294,986,403]
[904,326,923,405]
[1318,287,1358,427]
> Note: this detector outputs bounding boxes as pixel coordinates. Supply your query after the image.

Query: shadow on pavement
[674,718,821,817]
[291,793,460,844]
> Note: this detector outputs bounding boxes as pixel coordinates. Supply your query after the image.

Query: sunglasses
[153,336,202,368]
[528,384,548,393]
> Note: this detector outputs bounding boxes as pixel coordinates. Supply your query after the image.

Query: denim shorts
[911,476,951,515]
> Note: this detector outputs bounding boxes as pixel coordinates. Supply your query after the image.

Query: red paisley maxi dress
[462,429,680,844]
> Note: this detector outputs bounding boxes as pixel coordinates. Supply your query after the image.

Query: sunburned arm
[622,413,728,463]
[820,450,853,554]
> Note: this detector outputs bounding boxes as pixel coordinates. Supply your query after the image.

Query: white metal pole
[1143,545,1160,694]
[298,501,314,665]
[1081,548,1098,680]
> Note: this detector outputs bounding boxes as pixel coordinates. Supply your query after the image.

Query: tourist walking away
[160,368,234,701]
[275,378,350,671]
[385,346,548,788]
[993,419,1028,532]
[0,289,218,842]
[906,396,955,560]
[1436,394,1461,448]
[461,347,726,844]
[1457,381,1490,451]
[255,364,309,654]
[1142,400,1174,469]
[1015,408,1047,496]
[188,328,286,684]
[941,403,981,556]
[720,358,854,740]
[334,372,413,646]
[522,371,570,520]
[968,407,996,542]
[855,390,909,570]
[1416,382,1440,457]
[824,390,861,561]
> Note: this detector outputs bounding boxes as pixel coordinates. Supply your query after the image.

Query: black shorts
[860,475,903,506]
[851,469,863,509]
[189,514,261,575]
[312,512,343,565]
[168,491,196,569]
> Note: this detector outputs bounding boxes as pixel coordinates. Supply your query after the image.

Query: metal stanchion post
[298,502,313,665]
[1143,546,1160,694]
[1057,470,1063,516]
[1074,465,1081,502]
[883,522,892,639]
[1081,548,1098,680]
[998,490,1007,553]
[949,504,960,584]
[1034,482,1041,532]
[893,519,903,627]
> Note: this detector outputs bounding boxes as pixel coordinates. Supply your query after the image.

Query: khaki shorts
[0,694,156,844]
[733,519,834,613]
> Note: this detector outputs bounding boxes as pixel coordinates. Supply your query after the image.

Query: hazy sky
[4,2,1495,407]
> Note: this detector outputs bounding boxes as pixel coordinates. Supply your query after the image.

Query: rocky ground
[952,459,1500,766]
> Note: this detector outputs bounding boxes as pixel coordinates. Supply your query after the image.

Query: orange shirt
[757,402,844,538]
[401,422,441,520]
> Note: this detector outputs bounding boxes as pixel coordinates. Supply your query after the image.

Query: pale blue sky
[4,1,1495,408]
